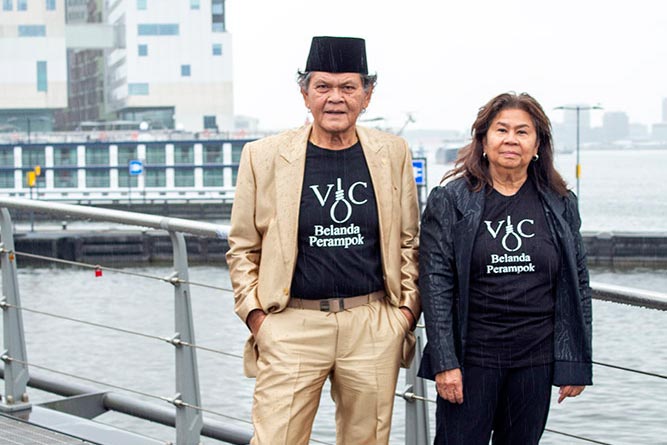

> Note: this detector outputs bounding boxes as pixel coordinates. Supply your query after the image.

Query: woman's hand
[558,385,585,403]
[435,368,464,404]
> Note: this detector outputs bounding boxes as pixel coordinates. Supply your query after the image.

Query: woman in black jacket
[418,92,592,445]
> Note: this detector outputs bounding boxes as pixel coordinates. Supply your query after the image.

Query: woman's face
[483,108,539,175]
[301,72,372,140]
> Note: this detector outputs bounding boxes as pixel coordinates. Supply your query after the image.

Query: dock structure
[1,197,666,445]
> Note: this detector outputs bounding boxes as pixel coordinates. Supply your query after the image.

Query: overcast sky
[225,0,667,133]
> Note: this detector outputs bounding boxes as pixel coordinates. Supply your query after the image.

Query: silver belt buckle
[319,298,345,312]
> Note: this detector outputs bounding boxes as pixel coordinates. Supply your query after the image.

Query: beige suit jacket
[226,124,420,376]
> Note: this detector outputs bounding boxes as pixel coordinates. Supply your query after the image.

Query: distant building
[0,0,233,133]
[106,0,233,131]
[602,111,629,143]
[560,105,593,150]
[0,0,68,133]
[54,0,107,130]
[629,123,649,140]
[652,123,667,141]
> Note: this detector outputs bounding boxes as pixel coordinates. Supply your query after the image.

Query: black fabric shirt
[465,177,559,368]
[290,141,384,299]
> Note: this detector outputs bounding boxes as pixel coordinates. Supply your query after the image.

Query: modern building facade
[0,0,68,133]
[0,0,233,133]
[105,0,233,131]
[53,0,107,130]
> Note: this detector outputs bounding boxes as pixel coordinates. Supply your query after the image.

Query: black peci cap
[305,36,368,74]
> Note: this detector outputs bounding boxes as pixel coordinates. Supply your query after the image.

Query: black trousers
[434,364,553,445]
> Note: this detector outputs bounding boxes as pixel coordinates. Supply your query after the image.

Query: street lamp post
[554,104,602,199]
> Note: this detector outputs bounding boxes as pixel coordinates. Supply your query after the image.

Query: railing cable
[7,249,235,293]
[0,301,243,360]
[544,428,613,444]
[593,360,667,380]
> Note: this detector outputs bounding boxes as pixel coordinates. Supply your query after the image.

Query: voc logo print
[310,178,368,223]
[484,216,534,252]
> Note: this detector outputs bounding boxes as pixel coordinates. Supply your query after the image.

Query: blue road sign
[412,159,426,185]
[129,160,143,175]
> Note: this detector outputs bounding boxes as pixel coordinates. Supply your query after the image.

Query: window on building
[128,83,149,95]
[18,25,46,37]
[212,0,225,32]
[190,0,199,9]
[203,115,218,130]
[16,0,26,10]
[36,61,47,92]
[137,0,146,10]
[175,168,194,187]
[86,169,110,188]
[45,0,55,10]
[145,145,165,164]
[181,64,191,77]
[203,168,222,187]
[22,147,45,170]
[137,23,179,36]
[174,144,194,164]
[3,0,13,11]
[212,43,222,56]
[0,171,14,188]
[0,148,14,167]
[145,168,165,187]
[85,146,109,166]
[138,44,148,56]
[54,147,76,166]
[176,170,197,189]
[54,170,77,188]
[117,145,137,164]
[204,144,222,162]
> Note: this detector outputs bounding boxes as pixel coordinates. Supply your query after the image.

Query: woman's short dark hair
[444,92,569,197]
[296,71,377,93]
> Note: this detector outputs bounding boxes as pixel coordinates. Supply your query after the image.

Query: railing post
[169,231,203,445]
[404,324,430,445]
[0,208,31,412]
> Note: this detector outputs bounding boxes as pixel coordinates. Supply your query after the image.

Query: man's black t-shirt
[465,178,559,368]
[290,141,384,299]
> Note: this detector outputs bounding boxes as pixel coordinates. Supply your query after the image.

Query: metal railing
[0,197,665,445]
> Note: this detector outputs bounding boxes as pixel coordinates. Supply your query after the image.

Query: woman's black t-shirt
[465,177,559,368]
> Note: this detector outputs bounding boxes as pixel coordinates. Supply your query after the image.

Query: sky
[225,0,667,133]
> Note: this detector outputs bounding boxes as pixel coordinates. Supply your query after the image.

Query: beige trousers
[250,298,410,445]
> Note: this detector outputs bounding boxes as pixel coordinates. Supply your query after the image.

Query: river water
[2,149,666,445]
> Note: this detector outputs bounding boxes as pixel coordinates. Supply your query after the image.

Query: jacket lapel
[358,127,394,252]
[275,125,310,264]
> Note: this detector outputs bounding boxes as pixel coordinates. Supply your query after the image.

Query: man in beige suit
[226,36,420,445]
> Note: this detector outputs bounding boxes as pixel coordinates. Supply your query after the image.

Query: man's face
[301,72,372,139]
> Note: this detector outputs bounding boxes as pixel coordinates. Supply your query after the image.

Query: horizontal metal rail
[0,197,229,239]
[591,281,667,311]
[0,365,253,445]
